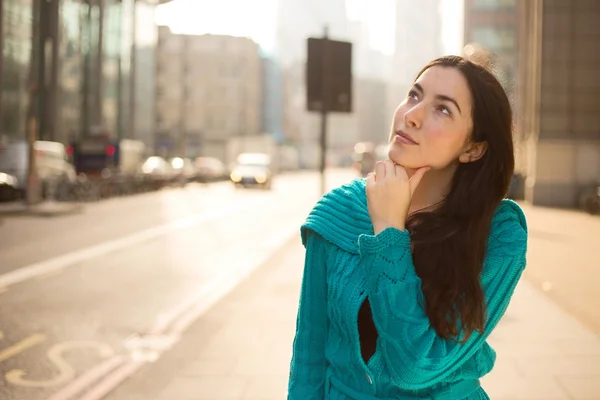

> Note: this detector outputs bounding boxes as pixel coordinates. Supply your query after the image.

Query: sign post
[306,28,352,195]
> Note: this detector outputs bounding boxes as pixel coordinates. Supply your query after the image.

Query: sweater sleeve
[357,218,527,390]
[288,231,330,399]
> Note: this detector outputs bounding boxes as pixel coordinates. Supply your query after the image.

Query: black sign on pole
[306,37,352,113]
[306,30,352,195]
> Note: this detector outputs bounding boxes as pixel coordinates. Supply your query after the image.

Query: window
[473,0,515,10]
[472,27,516,52]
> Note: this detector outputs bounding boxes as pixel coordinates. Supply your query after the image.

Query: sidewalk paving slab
[105,232,600,400]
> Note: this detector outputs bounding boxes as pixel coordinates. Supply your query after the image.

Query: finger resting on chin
[375,161,385,178]
[385,159,396,177]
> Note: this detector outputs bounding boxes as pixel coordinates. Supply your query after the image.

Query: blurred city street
[0,169,599,400]
[0,0,599,399]
[0,169,355,400]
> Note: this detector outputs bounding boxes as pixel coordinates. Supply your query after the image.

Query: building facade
[392,0,444,89]
[0,0,35,144]
[274,0,356,168]
[154,27,261,161]
[354,78,389,146]
[275,0,398,168]
[517,0,600,208]
[132,0,158,150]
[260,52,284,144]
[463,0,518,95]
[388,0,444,124]
[462,0,524,174]
[347,19,393,147]
[275,0,349,69]
[0,0,157,147]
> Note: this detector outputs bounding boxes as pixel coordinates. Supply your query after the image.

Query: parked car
[229,153,273,190]
[0,140,77,200]
[194,157,227,182]
[0,172,20,201]
[141,156,177,189]
[169,157,196,185]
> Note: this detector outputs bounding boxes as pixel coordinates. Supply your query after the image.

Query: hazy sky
[155,0,278,49]
[346,0,396,55]
[154,0,463,56]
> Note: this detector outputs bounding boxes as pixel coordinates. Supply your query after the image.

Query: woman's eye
[438,105,451,116]
[407,90,419,100]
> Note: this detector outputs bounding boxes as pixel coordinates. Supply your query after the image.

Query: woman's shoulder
[324,177,368,201]
[487,199,528,257]
[300,178,372,254]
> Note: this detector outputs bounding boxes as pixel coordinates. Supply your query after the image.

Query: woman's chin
[387,149,423,170]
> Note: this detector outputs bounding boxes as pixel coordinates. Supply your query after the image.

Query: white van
[0,140,76,193]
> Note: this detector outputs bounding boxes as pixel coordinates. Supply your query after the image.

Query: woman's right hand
[366,159,429,234]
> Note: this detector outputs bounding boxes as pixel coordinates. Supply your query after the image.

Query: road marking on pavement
[0,198,266,290]
[148,222,301,338]
[46,356,126,400]
[125,334,178,363]
[77,361,145,400]
[35,268,65,281]
[0,333,46,363]
[6,340,114,388]
[69,222,301,400]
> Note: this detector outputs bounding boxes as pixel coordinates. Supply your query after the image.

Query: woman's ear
[458,141,488,164]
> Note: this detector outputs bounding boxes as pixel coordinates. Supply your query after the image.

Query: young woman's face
[388,66,475,171]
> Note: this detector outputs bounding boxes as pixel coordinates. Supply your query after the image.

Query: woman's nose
[404,104,424,129]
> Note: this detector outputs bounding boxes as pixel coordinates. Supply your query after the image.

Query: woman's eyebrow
[413,83,463,115]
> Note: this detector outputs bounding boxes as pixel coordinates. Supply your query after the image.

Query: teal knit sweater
[288,178,528,400]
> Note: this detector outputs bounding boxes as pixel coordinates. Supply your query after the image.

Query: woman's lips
[395,132,418,145]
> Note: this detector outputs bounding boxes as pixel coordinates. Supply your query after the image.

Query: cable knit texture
[288,178,528,400]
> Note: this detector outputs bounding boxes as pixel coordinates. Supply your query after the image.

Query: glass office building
[0,0,34,143]
[0,0,156,145]
[464,0,518,93]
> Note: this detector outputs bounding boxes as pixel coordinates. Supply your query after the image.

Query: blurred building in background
[260,51,284,144]
[133,0,159,152]
[348,19,392,148]
[154,27,261,161]
[0,0,33,145]
[7,0,595,211]
[275,0,394,169]
[275,0,355,169]
[517,0,600,208]
[462,0,600,208]
[388,0,444,124]
[463,0,518,96]
[275,0,350,69]
[462,0,523,183]
[0,0,158,147]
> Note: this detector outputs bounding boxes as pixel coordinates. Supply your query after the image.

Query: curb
[0,202,84,217]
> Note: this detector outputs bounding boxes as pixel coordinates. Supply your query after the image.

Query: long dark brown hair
[406,56,515,341]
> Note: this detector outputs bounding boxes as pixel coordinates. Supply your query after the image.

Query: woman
[288,55,527,400]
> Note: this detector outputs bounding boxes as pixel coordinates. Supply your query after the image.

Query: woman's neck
[406,165,456,215]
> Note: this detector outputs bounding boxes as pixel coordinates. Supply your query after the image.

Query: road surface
[0,170,357,400]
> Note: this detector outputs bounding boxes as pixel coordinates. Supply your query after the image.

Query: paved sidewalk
[0,200,83,217]
[105,231,600,400]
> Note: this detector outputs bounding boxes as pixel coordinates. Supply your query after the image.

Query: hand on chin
[386,158,427,178]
